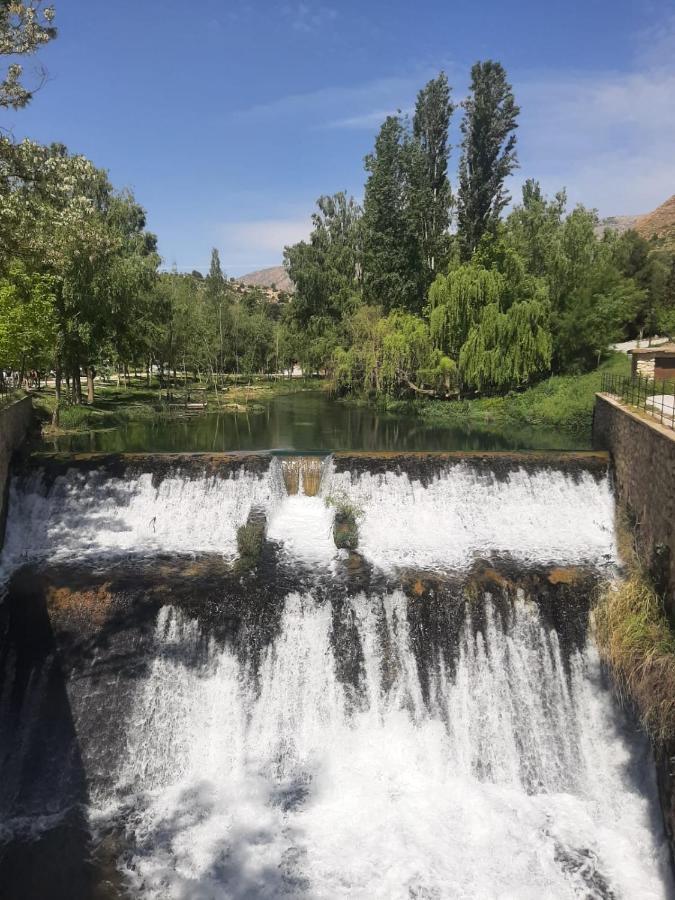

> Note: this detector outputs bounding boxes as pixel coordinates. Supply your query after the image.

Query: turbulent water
[0,454,672,899]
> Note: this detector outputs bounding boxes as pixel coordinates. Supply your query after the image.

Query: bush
[594,548,675,743]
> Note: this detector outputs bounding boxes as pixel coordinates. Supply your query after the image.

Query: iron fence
[601,372,675,430]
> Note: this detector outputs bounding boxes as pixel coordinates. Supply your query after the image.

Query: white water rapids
[1,456,673,897]
[101,594,669,899]
[2,458,616,572]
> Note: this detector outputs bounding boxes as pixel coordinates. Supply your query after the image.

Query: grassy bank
[367,352,630,434]
[594,526,675,743]
[32,377,324,436]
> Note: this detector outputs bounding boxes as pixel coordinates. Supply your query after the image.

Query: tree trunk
[72,364,82,404]
[87,367,95,404]
[52,361,61,427]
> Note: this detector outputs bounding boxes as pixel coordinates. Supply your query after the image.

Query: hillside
[597,193,675,250]
[635,194,675,249]
[238,265,294,293]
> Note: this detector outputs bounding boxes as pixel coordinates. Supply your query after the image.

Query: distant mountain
[635,194,675,249]
[238,265,294,293]
[597,194,675,250]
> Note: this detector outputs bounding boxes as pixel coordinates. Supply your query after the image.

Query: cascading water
[0,453,672,899]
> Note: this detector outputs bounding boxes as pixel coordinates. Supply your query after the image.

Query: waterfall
[106,593,668,899]
[0,454,672,898]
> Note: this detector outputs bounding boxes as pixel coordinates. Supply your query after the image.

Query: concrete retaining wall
[593,393,675,619]
[593,392,675,867]
[0,395,33,548]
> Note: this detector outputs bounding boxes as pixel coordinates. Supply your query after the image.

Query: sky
[4,0,675,275]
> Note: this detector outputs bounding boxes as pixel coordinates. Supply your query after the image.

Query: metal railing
[601,372,675,430]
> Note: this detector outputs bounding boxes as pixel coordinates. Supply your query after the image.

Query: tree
[456,61,519,259]
[0,1,56,109]
[284,192,362,328]
[362,116,421,311]
[333,306,456,398]
[0,260,56,375]
[409,72,455,289]
[428,265,502,359]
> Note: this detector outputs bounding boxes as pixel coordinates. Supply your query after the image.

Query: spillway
[0,453,672,898]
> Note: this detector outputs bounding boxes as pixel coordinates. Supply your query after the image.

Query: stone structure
[0,395,33,548]
[593,393,675,616]
[593,391,675,866]
[629,342,675,381]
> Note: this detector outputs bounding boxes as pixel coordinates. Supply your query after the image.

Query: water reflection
[44,392,589,453]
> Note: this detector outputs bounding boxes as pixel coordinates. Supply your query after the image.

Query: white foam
[104,594,671,899]
[323,462,617,571]
[266,495,336,566]
[1,465,285,568]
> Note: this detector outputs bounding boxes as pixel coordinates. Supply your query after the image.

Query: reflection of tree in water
[51,392,591,454]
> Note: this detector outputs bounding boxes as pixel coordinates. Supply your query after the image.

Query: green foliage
[594,526,675,744]
[325,492,362,549]
[284,192,362,328]
[457,61,519,259]
[333,306,456,399]
[415,352,629,433]
[429,266,502,358]
[459,298,552,392]
[362,115,422,311]
[0,260,57,369]
[0,1,57,109]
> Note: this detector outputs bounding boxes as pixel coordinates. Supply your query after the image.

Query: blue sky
[5,0,675,274]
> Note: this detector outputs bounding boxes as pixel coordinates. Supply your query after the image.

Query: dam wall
[0,395,32,549]
[593,392,675,619]
[593,392,675,868]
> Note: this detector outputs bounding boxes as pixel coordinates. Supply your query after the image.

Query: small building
[628,342,675,381]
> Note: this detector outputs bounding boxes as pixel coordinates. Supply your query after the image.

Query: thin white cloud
[216,217,312,273]
[325,107,413,129]
[515,65,675,215]
[282,1,338,34]
[233,74,427,125]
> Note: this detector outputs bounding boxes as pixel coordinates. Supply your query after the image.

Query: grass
[361,352,631,434]
[31,376,323,436]
[593,522,675,743]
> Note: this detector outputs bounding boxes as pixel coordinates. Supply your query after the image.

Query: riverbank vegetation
[594,532,675,743]
[371,351,630,433]
[30,376,320,434]
[2,7,673,433]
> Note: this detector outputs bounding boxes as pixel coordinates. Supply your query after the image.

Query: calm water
[43,391,590,453]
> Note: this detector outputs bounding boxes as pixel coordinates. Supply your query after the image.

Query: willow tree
[428,265,502,359]
[429,260,551,393]
[459,298,552,392]
[333,306,456,398]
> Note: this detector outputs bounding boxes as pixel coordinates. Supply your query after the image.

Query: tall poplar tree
[456,61,519,260]
[362,115,420,311]
[409,71,454,288]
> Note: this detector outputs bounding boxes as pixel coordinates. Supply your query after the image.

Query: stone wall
[0,396,33,549]
[593,392,675,619]
[593,392,675,868]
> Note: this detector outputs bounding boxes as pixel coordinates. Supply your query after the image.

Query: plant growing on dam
[325,493,362,551]
[594,562,675,743]
[236,517,266,570]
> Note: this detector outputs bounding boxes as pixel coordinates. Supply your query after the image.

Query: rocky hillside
[597,194,675,250]
[238,265,294,294]
[635,194,675,249]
